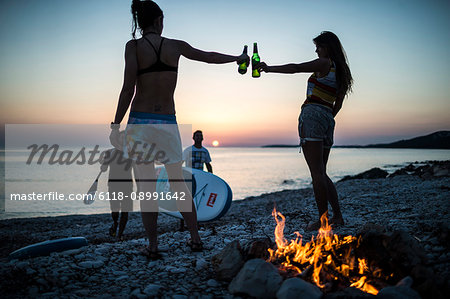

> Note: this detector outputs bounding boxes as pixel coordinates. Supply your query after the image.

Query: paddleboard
[9,237,88,260]
[155,167,232,222]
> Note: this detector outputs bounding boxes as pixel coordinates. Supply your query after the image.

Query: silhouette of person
[183,130,213,173]
[100,148,134,241]
[257,31,353,231]
[110,0,249,257]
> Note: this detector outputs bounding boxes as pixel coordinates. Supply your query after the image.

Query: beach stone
[28,286,39,296]
[41,292,59,297]
[165,265,178,272]
[74,253,86,260]
[117,274,130,281]
[276,278,322,299]
[74,289,90,296]
[130,288,142,297]
[79,260,104,269]
[228,258,282,299]
[60,248,83,256]
[195,257,208,270]
[36,278,49,287]
[211,240,244,282]
[377,286,421,299]
[323,287,375,298]
[206,279,220,287]
[88,275,99,283]
[143,284,162,296]
[148,260,159,268]
[170,267,187,274]
[15,261,29,270]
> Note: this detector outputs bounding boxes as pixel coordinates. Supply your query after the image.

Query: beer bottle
[252,42,261,78]
[238,45,248,75]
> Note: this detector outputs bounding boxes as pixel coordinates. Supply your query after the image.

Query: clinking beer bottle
[238,45,248,75]
[252,42,261,78]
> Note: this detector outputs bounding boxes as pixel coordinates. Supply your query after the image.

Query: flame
[268,208,381,295]
[350,276,379,295]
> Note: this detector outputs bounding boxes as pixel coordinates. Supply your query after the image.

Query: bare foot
[330,217,345,226]
[138,246,162,260]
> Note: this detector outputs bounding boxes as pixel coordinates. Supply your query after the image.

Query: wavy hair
[313,31,353,97]
[131,0,163,39]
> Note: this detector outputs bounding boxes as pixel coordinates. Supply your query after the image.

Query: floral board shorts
[298,104,335,149]
[123,112,182,165]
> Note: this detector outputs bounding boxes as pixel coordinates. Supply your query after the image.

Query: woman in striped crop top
[257,31,353,231]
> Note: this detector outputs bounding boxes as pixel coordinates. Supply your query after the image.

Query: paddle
[83,171,103,205]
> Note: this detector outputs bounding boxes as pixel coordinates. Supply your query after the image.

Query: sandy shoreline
[0,162,449,298]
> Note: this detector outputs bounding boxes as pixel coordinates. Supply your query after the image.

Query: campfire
[267,208,394,295]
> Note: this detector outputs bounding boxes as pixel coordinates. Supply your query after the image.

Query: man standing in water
[183,130,213,173]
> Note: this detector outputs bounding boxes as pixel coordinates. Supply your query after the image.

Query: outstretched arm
[258,58,329,74]
[178,40,248,64]
[113,41,138,124]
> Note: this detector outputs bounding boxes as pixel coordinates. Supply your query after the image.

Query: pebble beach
[0,161,449,298]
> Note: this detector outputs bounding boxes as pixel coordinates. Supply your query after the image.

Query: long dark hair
[313,31,353,97]
[131,0,163,39]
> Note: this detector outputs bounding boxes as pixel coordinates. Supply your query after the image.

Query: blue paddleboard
[156,167,232,222]
[9,237,88,260]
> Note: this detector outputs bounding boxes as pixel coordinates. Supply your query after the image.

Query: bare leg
[302,140,329,230]
[134,163,159,252]
[117,212,128,239]
[110,212,119,237]
[323,148,344,225]
[165,162,201,245]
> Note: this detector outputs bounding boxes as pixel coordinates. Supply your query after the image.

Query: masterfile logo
[206,193,217,207]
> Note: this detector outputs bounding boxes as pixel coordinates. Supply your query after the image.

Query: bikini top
[137,36,178,75]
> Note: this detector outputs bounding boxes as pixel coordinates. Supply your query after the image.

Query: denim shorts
[298,104,335,149]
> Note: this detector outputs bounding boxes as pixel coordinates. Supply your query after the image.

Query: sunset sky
[1,0,449,146]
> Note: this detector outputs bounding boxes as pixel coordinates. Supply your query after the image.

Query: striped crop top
[304,61,338,109]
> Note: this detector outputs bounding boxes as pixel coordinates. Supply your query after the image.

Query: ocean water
[1,147,449,220]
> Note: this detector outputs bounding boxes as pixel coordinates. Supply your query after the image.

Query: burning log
[267,208,392,295]
[216,207,435,298]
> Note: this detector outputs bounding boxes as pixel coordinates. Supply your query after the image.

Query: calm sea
[1,147,449,220]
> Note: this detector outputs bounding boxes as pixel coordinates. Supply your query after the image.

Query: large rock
[211,240,244,282]
[143,284,162,297]
[339,168,388,182]
[241,237,273,261]
[229,258,283,299]
[323,287,375,298]
[377,286,421,299]
[276,278,322,299]
[384,230,427,275]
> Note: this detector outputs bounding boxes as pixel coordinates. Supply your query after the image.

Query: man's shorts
[124,112,182,165]
[108,188,133,213]
[298,104,335,149]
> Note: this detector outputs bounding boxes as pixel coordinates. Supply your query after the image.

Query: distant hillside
[262,131,450,149]
[365,131,450,149]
